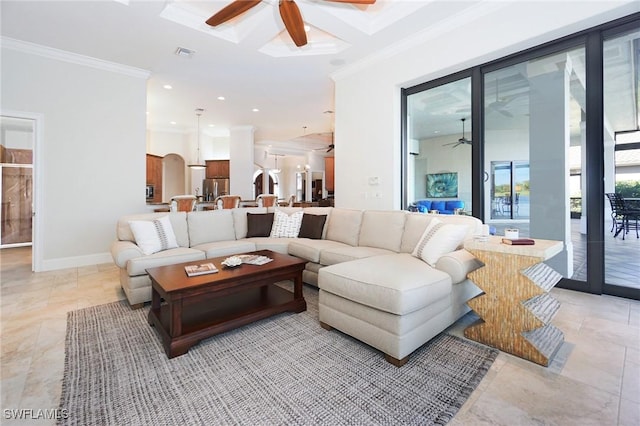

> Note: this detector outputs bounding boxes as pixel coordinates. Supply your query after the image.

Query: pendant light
[272,154,281,174]
[189,108,206,170]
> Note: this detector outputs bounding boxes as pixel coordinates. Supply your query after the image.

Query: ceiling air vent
[175,47,195,58]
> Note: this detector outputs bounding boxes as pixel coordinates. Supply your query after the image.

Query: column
[528,61,572,277]
[229,125,255,200]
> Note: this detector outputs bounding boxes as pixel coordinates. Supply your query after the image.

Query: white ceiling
[2,1,637,154]
[0,0,493,150]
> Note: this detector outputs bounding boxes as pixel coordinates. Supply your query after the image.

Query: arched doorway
[253,171,275,198]
[163,153,186,200]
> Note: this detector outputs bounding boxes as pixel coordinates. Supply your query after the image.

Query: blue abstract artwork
[427,173,458,198]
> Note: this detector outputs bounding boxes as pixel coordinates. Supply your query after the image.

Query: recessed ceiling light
[252,108,259,112]
[209,124,215,127]
[304,25,310,32]
[217,96,225,101]
[170,121,176,125]
[163,84,172,90]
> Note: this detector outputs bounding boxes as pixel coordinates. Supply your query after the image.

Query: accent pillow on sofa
[412,217,468,266]
[298,214,327,239]
[128,215,179,255]
[246,212,274,237]
[270,210,304,238]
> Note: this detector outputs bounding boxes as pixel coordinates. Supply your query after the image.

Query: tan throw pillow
[270,210,303,238]
[412,218,468,266]
[128,216,179,255]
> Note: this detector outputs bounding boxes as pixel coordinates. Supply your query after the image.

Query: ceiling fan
[487,78,520,118]
[313,133,335,152]
[443,118,472,148]
[205,0,376,47]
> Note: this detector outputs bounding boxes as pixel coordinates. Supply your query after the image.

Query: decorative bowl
[221,256,242,268]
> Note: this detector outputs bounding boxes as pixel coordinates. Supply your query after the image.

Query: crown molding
[0,37,150,79]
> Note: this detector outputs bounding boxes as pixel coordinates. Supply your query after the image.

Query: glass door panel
[1,165,33,246]
[490,161,530,221]
[603,26,640,292]
[484,45,586,280]
[406,77,472,213]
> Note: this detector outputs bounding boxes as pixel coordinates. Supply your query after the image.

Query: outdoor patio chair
[606,193,640,240]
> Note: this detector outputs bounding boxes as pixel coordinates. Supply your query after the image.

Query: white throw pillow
[270,210,303,238]
[412,217,468,267]
[128,216,179,255]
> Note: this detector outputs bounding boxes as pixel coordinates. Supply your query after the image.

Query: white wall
[332,1,639,210]
[1,44,148,270]
[147,129,188,158]
[203,135,230,160]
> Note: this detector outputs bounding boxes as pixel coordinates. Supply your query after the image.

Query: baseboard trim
[40,252,113,272]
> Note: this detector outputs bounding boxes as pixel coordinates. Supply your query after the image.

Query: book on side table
[501,238,535,245]
[185,263,218,277]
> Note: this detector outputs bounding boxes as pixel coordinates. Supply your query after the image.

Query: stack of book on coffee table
[237,254,273,265]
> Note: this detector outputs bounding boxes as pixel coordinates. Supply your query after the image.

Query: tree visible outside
[615,180,640,198]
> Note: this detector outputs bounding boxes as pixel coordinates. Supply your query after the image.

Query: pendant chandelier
[188,108,206,169]
[272,154,282,174]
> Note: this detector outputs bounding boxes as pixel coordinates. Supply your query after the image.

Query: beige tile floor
[1,246,639,425]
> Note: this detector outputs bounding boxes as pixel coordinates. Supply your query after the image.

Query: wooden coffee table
[146,250,307,358]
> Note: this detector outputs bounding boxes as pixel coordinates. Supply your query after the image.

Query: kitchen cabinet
[146,154,163,203]
[324,157,334,192]
[206,160,230,178]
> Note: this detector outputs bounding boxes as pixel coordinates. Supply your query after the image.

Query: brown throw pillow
[246,213,274,237]
[298,214,327,239]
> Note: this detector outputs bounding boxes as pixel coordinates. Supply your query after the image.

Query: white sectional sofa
[111,207,483,365]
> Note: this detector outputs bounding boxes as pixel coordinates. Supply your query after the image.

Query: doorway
[490,161,530,220]
[1,116,34,249]
[163,153,186,200]
[1,113,41,271]
[254,172,274,198]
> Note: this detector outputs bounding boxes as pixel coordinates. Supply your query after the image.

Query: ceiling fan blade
[324,0,376,4]
[279,0,307,47]
[206,0,262,26]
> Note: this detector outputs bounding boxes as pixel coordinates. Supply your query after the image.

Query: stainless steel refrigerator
[202,178,230,201]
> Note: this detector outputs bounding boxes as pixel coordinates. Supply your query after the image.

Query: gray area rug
[59,284,497,425]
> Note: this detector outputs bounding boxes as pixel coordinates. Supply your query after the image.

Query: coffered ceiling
[0,0,499,149]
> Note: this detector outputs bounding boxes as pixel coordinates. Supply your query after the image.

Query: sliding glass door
[603,27,640,293]
[402,14,640,300]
